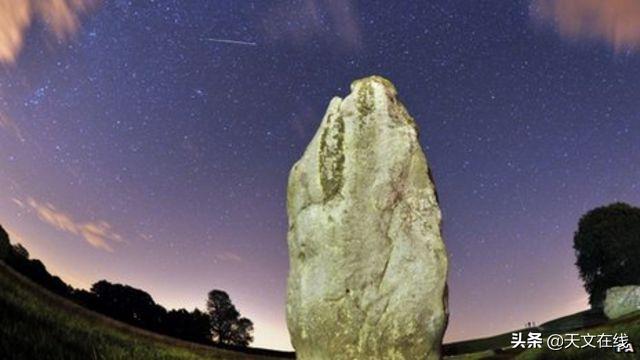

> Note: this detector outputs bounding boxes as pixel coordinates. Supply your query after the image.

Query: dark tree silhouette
[12,243,29,259]
[0,225,10,260]
[0,224,254,348]
[72,288,100,310]
[91,280,167,332]
[229,317,255,346]
[207,289,254,346]
[0,232,72,298]
[165,308,212,344]
[574,202,640,307]
[80,283,214,345]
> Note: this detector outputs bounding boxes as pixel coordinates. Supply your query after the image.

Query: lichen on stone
[396,103,417,129]
[319,114,345,201]
[356,81,375,118]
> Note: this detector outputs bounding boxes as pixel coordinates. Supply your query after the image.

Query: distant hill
[442,307,640,359]
[442,308,606,357]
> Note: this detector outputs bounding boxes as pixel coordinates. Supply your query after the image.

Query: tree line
[0,226,253,347]
[4,201,637,348]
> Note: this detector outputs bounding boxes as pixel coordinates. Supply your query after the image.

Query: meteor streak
[204,38,257,46]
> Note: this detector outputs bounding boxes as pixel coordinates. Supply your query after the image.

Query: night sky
[1,0,640,351]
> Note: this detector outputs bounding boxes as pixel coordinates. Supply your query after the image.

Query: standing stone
[286,76,449,359]
[604,286,640,319]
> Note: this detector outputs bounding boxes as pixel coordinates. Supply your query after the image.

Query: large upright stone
[286,76,448,359]
[604,286,640,319]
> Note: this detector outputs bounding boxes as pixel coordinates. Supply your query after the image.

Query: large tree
[574,202,640,307]
[206,289,254,347]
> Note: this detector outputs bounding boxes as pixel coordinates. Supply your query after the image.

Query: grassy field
[3,258,639,360]
[0,262,294,360]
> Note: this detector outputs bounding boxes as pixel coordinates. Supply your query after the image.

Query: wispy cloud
[215,251,243,263]
[262,0,361,49]
[532,0,640,51]
[0,0,97,64]
[11,198,25,208]
[14,197,122,252]
[0,112,26,142]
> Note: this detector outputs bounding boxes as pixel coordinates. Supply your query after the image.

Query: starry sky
[1,0,640,351]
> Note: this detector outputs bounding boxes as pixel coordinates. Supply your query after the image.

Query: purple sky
[1,0,640,350]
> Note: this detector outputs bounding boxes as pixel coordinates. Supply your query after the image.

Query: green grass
[0,262,294,360]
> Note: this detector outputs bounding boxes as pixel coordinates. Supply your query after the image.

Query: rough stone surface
[286,76,449,360]
[604,286,640,319]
